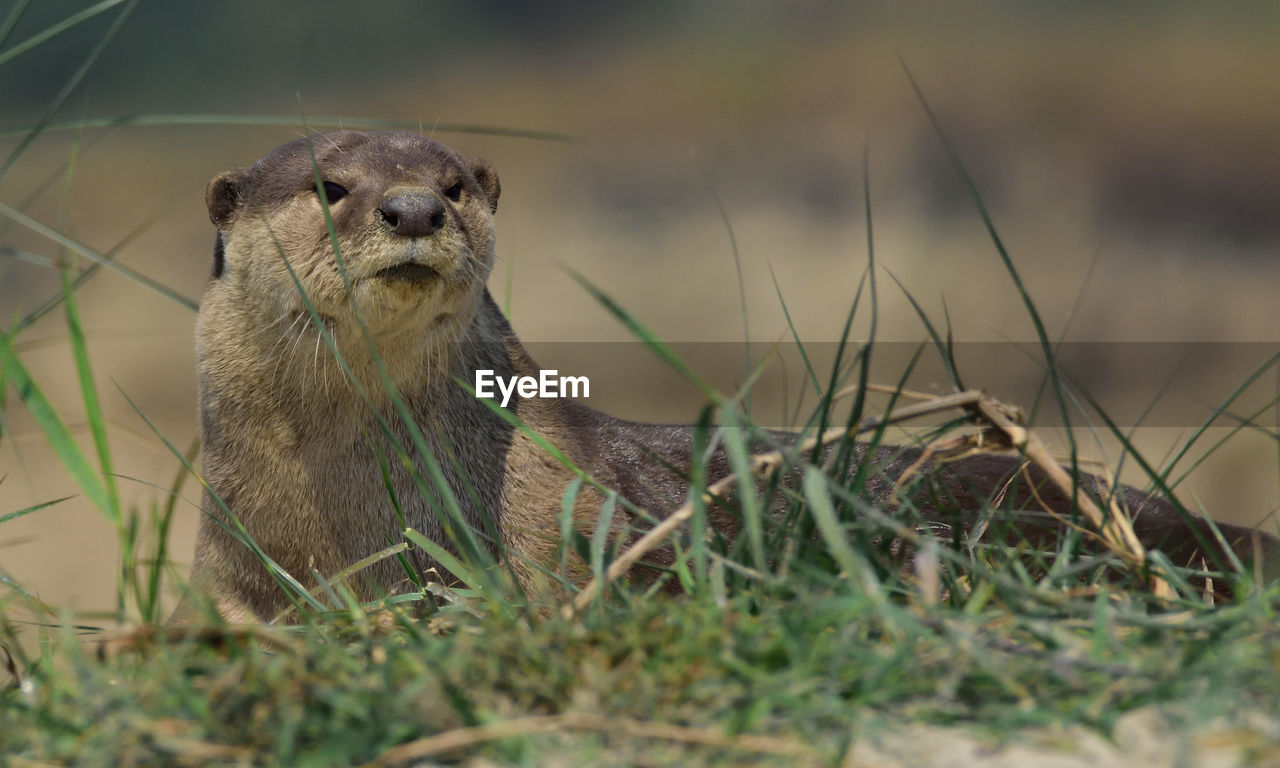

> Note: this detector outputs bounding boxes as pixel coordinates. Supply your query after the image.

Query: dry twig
[356,712,819,767]
[970,397,1171,597]
[565,391,984,618]
[565,389,1179,618]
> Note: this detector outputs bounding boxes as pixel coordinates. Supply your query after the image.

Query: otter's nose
[376,193,446,237]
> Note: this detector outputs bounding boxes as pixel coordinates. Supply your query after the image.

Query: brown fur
[185,131,1275,623]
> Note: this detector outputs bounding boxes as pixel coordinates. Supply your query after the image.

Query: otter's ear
[469,158,500,214]
[206,168,249,228]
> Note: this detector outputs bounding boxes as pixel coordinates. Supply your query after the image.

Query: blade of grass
[838,343,926,509]
[1027,242,1104,425]
[559,476,583,584]
[901,59,1079,466]
[59,214,120,525]
[693,151,751,414]
[0,495,73,525]
[401,529,483,592]
[1169,396,1280,492]
[0,0,126,69]
[1158,345,1280,486]
[116,383,322,614]
[882,266,964,392]
[1070,384,1235,575]
[811,267,868,465]
[0,0,138,182]
[0,202,196,311]
[830,142,880,481]
[0,0,32,50]
[0,334,112,520]
[590,492,618,592]
[0,114,577,142]
[13,211,166,334]
[720,409,766,574]
[568,269,722,403]
[308,567,344,610]
[503,247,515,318]
[141,435,199,623]
[802,472,881,601]
[766,262,821,398]
[687,406,716,593]
[1,246,54,266]
[57,142,127,610]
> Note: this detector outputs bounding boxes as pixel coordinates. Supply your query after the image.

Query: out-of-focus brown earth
[2,4,1279,614]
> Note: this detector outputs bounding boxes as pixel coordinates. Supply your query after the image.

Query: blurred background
[2,0,1279,613]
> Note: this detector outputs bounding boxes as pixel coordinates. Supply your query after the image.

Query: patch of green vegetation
[3,587,1279,765]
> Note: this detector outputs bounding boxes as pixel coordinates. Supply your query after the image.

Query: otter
[187,130,1274,623]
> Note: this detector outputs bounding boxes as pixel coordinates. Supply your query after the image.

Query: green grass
[3,4,1280,765]
[3,588,1280,766]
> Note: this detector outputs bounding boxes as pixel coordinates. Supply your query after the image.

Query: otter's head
[204,130,501,345]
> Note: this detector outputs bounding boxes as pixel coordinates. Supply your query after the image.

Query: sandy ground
[841,707,1280,768]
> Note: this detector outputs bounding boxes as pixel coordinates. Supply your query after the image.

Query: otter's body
[190,131,1273,622]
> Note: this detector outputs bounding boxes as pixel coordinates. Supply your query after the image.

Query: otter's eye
[318,181,348,203]
[443,181,463,202]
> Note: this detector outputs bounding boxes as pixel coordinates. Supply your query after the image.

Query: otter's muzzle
[376,191,445,238]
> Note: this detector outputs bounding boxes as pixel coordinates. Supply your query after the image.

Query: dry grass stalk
[356,712,820,767]
[969,397,1172,598]
[564,388,1184,617]
[565,391,984,618]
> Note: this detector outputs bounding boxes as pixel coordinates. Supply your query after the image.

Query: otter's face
[204,130,501,341]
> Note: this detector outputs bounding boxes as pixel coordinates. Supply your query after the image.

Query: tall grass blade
[694,154,751,410]
[116,384,322,614]
[569,269,721,402]
[1070,384,1234,573]
[0,495,73,525]
[139,436,198,622]
[720,410,766,574]
[60,249,119,519]
[1028,244,1104,424]
[0,0,138,182]
[14,213,163,334]
[559,476,583,584]
[503,249,515,318]
[0,0,32,51]
[883,266,964,392]
[836,142,879,471]
[0,0,126,69]
[590,492,618,589]
[901,60,1077,461]
[0,335,112,521]
[0,202,196,311]
[326,543,410,595]
[0,114,577,142]
[401,529,482,592]
[1159,346,1280,485]
[460,376,647,526]
[767,262,821,397]
[811,268,868,459]
[802,472,880,600]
